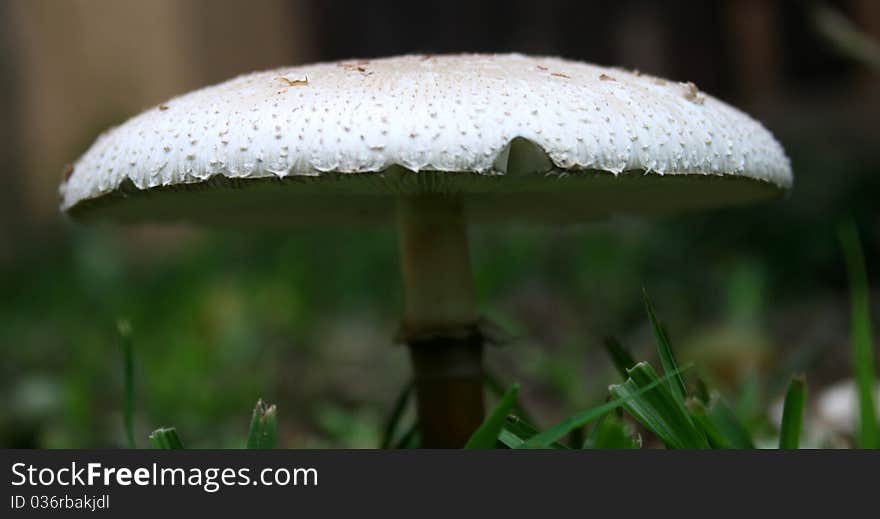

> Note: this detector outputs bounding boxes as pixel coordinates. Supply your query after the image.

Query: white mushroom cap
[60,54,792,225]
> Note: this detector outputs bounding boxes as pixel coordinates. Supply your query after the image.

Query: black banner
[2,449,875,515]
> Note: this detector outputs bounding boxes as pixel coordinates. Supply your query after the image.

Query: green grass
[465,384,519,449]
[520,363,694,448]
[694,395,754,449]
[779,376,806,449]
[6,144,879,450]
[148,428,184,449]
[498,415,567,449]
[246,399,278,449]
[643,289,688,405]
[465,278,874,450]
[582,414,639,449]
[380,380,413,449]
[485,370,537,426]
[609,363,708,449]
[133,276,877,450]
[122,223,878,450]
[839,221,879,448]
[146,398,277,449]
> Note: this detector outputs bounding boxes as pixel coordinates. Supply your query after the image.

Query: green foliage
[485,370,537,425]
[609,363,708,449]
[702,395,754,449]
[246,399,278,449]
[498,416,569,449]
[146,399,277,449]
[149,428,184,449]
[392,423,419,449]
[5,167,879,451]
[131,288,819,451]
[465,384,519,449]
[520,364,692,449]
[39,223,880,449]
[779,376,806,449]
[583,414,639,449]
[687,395,754,449]
[380,381,413,449]
[839,221,879,448]
[687,399,729,448]
[122,283,876,451]
[502,283,809,451]
[643,289,688,405]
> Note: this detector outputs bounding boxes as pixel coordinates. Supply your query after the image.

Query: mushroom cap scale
[61,54,792,225]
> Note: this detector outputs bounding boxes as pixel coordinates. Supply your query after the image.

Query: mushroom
[60,54,792,447]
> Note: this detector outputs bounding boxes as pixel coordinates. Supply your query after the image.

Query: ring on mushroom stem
[60,54,792,448]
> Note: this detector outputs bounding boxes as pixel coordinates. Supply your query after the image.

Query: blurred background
[1,0,878,448]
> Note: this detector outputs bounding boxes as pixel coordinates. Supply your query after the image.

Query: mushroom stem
[397,194,484,448]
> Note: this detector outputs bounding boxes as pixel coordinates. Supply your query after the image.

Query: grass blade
[610,363,708,449]
[498,428,526,448]
[393,422,419,449]
[498,416,534,448]
[705,395,755,449]
[485,370,536,425]
[583,414,639,449]
[520,362,692,449]
[117,320,135,449]
[779,375,806,449]
[643,289,688,404]
[465,384,519,449]
[380,380,413,449]
[246,399,278,449]
[687,394,755,449]
[687,398,730,448]
[839,221,879,448]
[499,416,569,449]
[149,427,184,449]
[603,337,638,380]
[520,398,626,449]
